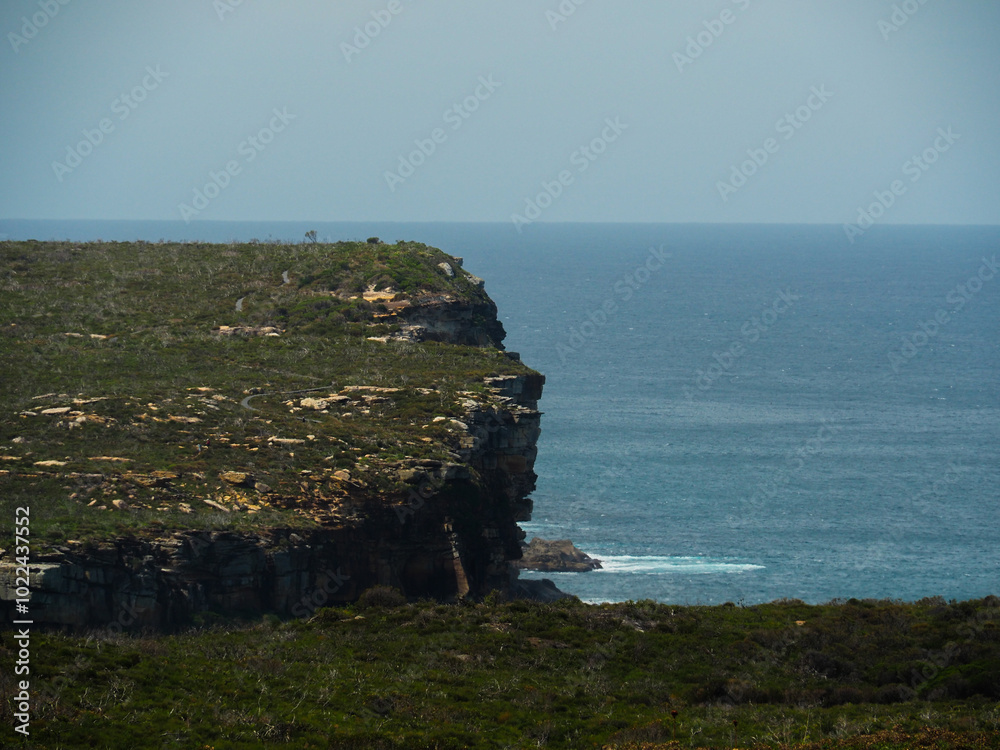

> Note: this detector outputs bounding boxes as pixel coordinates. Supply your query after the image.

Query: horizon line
[2,219,999,228]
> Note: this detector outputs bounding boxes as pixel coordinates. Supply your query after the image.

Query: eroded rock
[516,538,602,573]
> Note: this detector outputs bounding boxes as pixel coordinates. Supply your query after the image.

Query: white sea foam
[518,552,766,578]
[593,555,764,575]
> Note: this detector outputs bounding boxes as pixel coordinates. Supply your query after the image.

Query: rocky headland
[0,240,551,630]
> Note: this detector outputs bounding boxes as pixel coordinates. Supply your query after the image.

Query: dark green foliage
[357,585,407,610]
[2,597,999,748]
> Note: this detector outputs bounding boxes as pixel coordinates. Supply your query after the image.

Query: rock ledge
[516,538,602,573]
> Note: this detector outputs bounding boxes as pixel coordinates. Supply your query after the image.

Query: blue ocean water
[3,220,998,604]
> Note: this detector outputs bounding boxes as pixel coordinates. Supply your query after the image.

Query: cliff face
[367,258,507,349]
[395,292,507,349]
[0,262,543,631]
[444,373,544,594]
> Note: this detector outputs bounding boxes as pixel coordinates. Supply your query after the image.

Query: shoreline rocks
[516,538,602,573]
[509,576,574,602]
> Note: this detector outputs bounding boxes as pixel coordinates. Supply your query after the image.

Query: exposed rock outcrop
[509,577,574,603]
[0,373,545,631]
[516,538,603,572]
[394,292,507,348]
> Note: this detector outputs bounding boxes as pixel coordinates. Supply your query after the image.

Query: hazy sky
[1,1,998,225]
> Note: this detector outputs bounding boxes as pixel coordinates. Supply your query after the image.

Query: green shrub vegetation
[1,596,998,748]
[0,240,529,549]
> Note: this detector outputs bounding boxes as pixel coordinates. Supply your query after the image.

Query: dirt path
[239,386,332,412]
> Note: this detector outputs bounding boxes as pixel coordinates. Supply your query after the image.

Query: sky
[1,0,998,226]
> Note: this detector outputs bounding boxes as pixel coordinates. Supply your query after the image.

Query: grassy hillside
[0,240,530,550]
[2,595,998,748]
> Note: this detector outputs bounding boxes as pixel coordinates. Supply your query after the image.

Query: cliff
[392,257,507,348]
[0,240,544,631]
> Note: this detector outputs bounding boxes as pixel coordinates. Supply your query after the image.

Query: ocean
[2,219,997,605]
